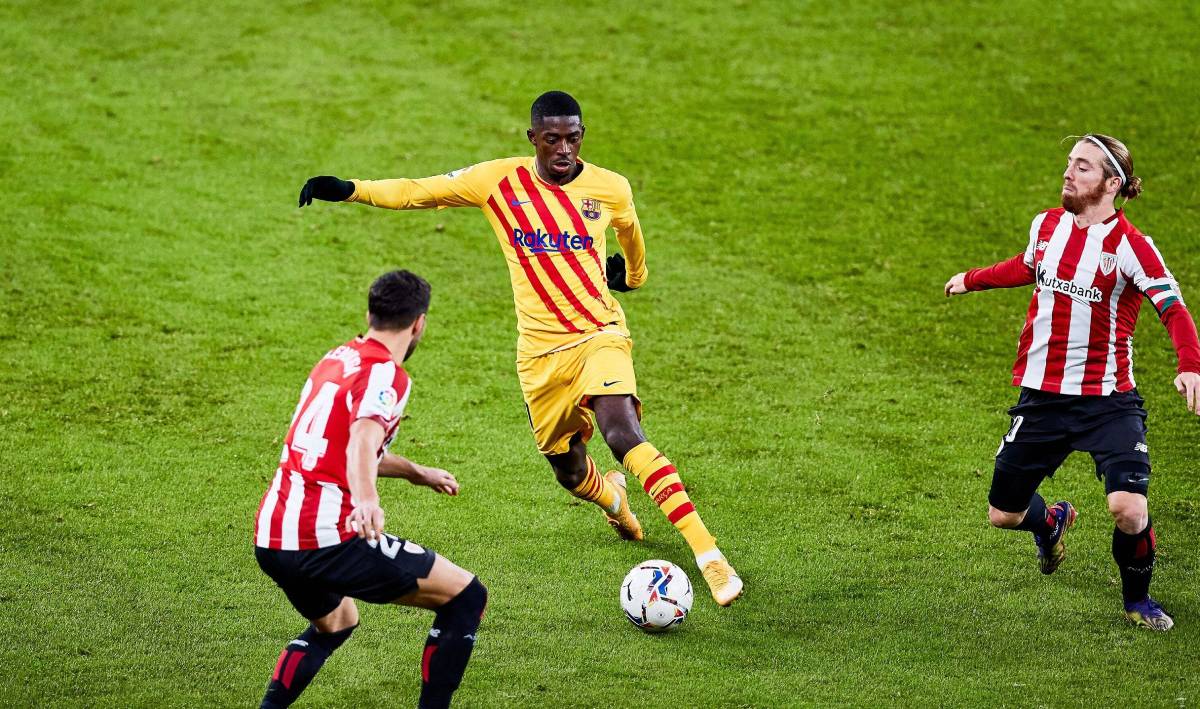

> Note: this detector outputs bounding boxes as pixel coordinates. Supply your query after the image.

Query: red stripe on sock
[641,464,676,494]
[667,501,695,525]
[421,645,437,683]
[281,651,305,689]
[271,649,288,681]
[654,482,686,507]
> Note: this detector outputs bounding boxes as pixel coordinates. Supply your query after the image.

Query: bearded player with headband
[945,134,1200,631]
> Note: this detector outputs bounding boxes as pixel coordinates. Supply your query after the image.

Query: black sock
[1112,520,1156,605]
[419,578,487,709]
[261,623,356,709]
[1014,494,1055,538]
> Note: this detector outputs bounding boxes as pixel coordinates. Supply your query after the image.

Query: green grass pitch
[3,1,1200,706]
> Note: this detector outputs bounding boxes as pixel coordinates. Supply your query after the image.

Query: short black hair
[368,270,431,331]
[531,91,581,125]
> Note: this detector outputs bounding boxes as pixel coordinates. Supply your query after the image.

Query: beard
[1061,180,1106,214]
[403,337,420,362]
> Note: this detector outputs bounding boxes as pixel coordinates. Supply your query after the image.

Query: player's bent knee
[594,398,644,454]
[313,597,359,634]
[602,428,644,462]
[988,505,1024,529]
[552,465,586,489]
[1107,493,1149,534]
[546,442,588,489]
[303,621,357,655]
[440,559,476,593]
[393,556,476,610]
[597,417,644,461]
[1111,508,1148,534]
[440,577,487,627]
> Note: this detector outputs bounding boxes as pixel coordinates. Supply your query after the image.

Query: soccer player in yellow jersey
[297,91,741,605]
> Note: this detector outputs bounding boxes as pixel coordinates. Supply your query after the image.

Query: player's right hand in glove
[298,176,355,207]
[606,253,636,293]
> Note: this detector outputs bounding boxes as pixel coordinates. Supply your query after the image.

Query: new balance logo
[1134,442,1149,453]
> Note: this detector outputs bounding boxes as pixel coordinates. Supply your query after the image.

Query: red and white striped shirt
[966,208,1200,395]
[254,337,412,550]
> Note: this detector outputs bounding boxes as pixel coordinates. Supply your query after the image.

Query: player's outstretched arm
[298,176,355,207]
[300,162,498,211]
[345,419,387,540]
[946,253,1036,297]
[379,453,460,495]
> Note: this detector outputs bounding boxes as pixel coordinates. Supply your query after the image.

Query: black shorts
[989,387,1151,513]
[255,534,438,620]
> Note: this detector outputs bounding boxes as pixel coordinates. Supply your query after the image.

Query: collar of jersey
[357,335,392,357]
[1067,208,1123,234]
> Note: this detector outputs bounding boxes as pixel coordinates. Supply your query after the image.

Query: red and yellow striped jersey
[348,157,647,357]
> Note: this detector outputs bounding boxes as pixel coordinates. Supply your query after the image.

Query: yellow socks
[570,456,620,514]
[623,442,717,559]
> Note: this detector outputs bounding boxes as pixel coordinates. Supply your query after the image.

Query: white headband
[1086,135,1127,187]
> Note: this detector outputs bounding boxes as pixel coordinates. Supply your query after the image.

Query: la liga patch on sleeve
[377,387,398,410]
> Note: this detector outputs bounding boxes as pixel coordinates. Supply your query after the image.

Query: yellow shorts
[516,333,640,455]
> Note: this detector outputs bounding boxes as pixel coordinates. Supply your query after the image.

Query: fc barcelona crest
[581,198,601,221]
[1100,252,1117,276]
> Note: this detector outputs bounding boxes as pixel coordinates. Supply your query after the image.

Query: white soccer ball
[620,560,693,632]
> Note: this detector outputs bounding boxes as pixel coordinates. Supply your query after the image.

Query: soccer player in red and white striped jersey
[254,271,485,709]
[946,134,1200,631]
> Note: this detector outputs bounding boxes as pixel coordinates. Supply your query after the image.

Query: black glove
[298,176,355,207]
[606,253,635,292]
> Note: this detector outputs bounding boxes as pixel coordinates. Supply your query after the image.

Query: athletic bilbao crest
[1100,252,1117,276]
[581,198,601,221]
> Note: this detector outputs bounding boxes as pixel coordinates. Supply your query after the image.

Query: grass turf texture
[3,1,1199,706]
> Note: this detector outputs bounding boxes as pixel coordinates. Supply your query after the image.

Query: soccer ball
[620,560,693,632]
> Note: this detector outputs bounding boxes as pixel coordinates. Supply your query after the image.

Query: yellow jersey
[347,157,647,358]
